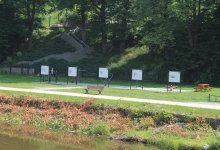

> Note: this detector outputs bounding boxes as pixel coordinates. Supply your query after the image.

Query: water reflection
[0,133,158,150]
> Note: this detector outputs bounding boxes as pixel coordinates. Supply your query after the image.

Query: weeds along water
[0,94,219,149]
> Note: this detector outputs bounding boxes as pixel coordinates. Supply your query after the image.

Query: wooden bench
[194,84,212,92]
[167,85,177,91]
[84,85,105,94]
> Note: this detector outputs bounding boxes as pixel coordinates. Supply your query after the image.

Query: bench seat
[85,85,105,94]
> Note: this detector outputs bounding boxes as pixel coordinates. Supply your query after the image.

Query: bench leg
[98,90,102,95]
[85,89,89,94]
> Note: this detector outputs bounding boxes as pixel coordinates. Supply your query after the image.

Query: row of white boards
[40,65,181,83]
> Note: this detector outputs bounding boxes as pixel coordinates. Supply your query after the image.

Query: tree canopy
[0,0,220,83]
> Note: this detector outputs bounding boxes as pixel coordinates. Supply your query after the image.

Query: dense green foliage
[0,3,25,62]
[0,0,220,83]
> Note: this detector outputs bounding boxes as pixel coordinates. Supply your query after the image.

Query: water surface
[0,133,158,150]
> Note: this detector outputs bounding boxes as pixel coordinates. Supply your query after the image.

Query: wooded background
[0,0,219,84]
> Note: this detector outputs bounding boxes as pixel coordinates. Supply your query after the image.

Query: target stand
[98,67,109,87]
[67,67,78,85]
[130,69,143,90]
[167,71,182,93]
[40,65,50,83]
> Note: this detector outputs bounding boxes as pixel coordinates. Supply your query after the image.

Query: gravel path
[0,86,220,110]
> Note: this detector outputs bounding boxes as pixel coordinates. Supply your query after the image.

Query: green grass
[59,86,216,102]
[0,90,220,118]
[0,74,59,88]
[108,46,149,70]
[1,73,220,118]
[0,73,220,103]
[124,130,219,149]
[42,9,72,27]
[1,74,220,150]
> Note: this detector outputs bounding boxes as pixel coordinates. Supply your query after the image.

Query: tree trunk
[188,0,198,48]
[120,0,129,53]
[26,0,36,49]
[100,0,107,54]
[28,25,33,49]
[80,1,87,42]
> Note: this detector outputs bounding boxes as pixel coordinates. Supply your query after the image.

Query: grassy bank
[0,90,220,118]
[0,94,219,149]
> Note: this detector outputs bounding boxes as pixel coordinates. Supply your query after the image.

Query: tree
[90,0,108,54]
[0,2,25,62]
[15,0,48,49]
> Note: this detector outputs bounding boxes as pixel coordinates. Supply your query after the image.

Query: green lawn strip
[0,90,220,118]
[0,73,192,88]
[58,86,218,102]
[0,74,38,83]
[0,74,76,88]
[124,130,218,149]
[0,83,70,89]
[1,73,220,102]
[95,99,220,118]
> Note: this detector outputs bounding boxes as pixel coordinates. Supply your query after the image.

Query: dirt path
[0,86,220,110]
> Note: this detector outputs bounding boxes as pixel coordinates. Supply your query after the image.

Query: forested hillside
[0,0,219,84]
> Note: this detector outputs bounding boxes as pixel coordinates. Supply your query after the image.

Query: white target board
[68,67,77,77]
[41,65,49,75]
[99,68,108,78]
[132,69,143,81]
[169,71,181,83]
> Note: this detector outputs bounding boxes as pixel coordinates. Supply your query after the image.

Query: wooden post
[67,76,69,84]
[76,68,78,85]
[21,64,23,74]
[55,74,58,83]
[180,71,182,93]
[142,71,144,90]
[75,77,78,85]
[27,64,30,75]
[9,64,12,73]
[130,69,132,90]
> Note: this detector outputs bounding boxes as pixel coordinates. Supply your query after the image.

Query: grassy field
[0,73,220,103]
[1,73,220,149]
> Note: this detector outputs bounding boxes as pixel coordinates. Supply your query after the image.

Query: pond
[0,133,159,150]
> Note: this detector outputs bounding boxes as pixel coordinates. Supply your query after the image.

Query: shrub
[87,120,111,136]
[208,142,220,150]
[131,111,144,123]
[47,118,65,130]
[1,114,23,125]
[181,115,195,123]
[184,123,212,132]
[139,117,155,130]
[155,111,179,125]
[30,117,46,128]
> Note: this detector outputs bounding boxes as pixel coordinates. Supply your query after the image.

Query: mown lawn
[0,73,220,103]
